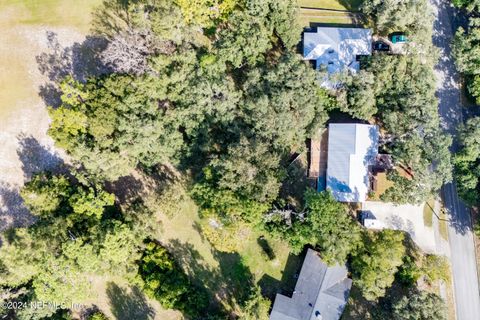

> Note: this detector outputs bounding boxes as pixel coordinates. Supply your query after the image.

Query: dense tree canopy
[351,230,406,301]
[454,117,480,204]
[328,0,452,204]
[0,173,149,312]
[336,69,377,120]
[34,0,329,316]
[361,0,433,44]
[4,0,457,317]
[452,0,480,12]
[337,54,452,204]
[265,190,361,264]
[48,0,328,221]
[175,0,237,28]
[453,18,480,104]
[138,241,209,317]
[392,290,447,320]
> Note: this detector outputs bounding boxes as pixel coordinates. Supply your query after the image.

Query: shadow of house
[259,251,305,300]
[106,283,156,320]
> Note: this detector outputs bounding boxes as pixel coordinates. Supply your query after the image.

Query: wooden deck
[308,129,328,187]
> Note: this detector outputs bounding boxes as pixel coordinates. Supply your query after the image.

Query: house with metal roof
[326,123,379,203]
[269,249,352,320]
[303,27,372,75]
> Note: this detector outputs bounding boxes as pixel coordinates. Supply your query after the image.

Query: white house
[326,123,379,202]
[303,27,372,76]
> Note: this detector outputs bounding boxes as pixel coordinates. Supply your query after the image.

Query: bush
[137,241,208,317]
[88,311,109,320]
[397,256,422,286]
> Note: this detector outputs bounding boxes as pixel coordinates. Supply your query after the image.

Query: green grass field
[0,0,101,118]
[423,199,435,228]
[157,196,302,314]
[0,0,100,30]
[298,0,363,11]
[297,0,364,27]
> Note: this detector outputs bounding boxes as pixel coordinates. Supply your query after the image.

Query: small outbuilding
[269,249,352,320]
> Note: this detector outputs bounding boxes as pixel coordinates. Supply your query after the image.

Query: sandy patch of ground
[0,26,90,231]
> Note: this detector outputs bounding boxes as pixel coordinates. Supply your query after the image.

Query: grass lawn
[369,172,394,201]
[297,0,365,28]
[0,0,101,118]
[85,276,181,320]
[0,0,100,31]
[298,10,360,27]
[156,195,302,314]
[439,207,449,241]
[298,0,363,11]
[423,199,435,228]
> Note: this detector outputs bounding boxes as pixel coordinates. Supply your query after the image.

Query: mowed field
[0,0,99,118]
[0,0,99,29]
[298,0,363,11]
[297,0,364,27]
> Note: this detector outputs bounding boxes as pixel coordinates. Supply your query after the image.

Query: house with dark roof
[269,249,352,320]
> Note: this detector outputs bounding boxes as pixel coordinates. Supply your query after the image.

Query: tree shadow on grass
[16,134,65,180]
[105,174,145,204]
[37,31,109,83]
[0,182,35,232]
[279,152,308,210]
[0,135,69,231]
[0,134,65,231]
[257,236,276,261]
[106,282,155,320]
[36,31,110,108]
[166,239,258,317]
[258,251,304,300]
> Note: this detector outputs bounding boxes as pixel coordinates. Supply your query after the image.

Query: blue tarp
[317,176,326,192]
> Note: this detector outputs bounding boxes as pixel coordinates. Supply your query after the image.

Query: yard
[424,199,435,228]
[155,194,302,315]
[0,0,100,118]
[297,0,365,27]
[298,0,363,11]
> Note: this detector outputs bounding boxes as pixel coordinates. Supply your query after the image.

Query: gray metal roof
[326,124,379,202]
[270,249,352,320]
[303,27,372,74]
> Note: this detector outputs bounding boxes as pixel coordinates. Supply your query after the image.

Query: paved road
[431,0,480,318]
